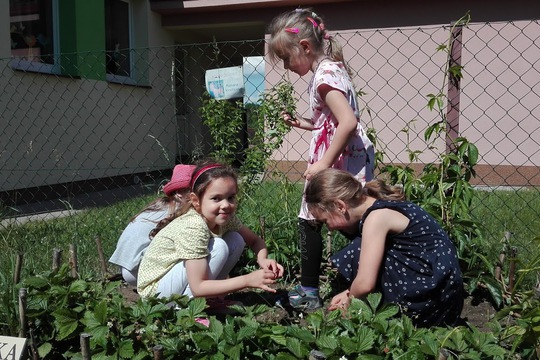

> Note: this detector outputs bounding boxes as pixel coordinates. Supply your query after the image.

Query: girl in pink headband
[137,160,284,309]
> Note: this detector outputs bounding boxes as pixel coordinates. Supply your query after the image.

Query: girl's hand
[246,269,277,292]
[258,258,285,279]
[328,290,351,311]
[303,160,329,180]
[282,111,300,127]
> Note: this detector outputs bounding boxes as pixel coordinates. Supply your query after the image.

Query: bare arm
[238,226,284,278]
[328,208,409,310]
[185,258,277,297]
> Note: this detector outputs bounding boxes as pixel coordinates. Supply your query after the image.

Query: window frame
[105,0,136,85]
[9,0,61,74]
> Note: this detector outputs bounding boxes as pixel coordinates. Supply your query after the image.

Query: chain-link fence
[1,20,539,251]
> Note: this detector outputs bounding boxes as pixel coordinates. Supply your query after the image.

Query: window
[9,0,59,73]
[105,0,132,82]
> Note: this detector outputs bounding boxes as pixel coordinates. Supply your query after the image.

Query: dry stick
[95,236,108,277]
[18,288,27,338]
[13,252,23,284]
[495,250,505,284]
[52,248,62,271]
[29,328,39,360]
[259,216,266,242]
[69,243,79,278]
[153,345,164,360]
[80,333,92,360]
[508,246,517,293]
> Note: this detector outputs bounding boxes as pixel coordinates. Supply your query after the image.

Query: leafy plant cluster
[370,14,516,311]
[10,265,540,359]
[200,81,293,194]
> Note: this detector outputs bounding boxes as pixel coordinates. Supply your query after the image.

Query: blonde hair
[305,168,405,213]
[267,7,350,74]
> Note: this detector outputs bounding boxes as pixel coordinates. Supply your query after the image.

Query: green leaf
[354,327,376,352]
[118,339,135,358]
[188,297,207,315]
[419,334,439,356]
[481,276,504,307]
[373,304,400,322]
[481,344,507,357]
[68,279,88,293]
[221,343,242,359]
[87,325,109,342]
[93,300,108,324]
[37,342,53,358]
[53,308,80,340]
[237,322,257,341]
[366,292,382,311]
[222,323,237,345]
[287,327,315,343]
[270,334,287,346]
[274,352,299,360]
[316,334,339,351]
[286,336,305,358]
[23,276,49,289]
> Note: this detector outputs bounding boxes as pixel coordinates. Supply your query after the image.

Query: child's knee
[223,231,246,252]
[210,237,230,258]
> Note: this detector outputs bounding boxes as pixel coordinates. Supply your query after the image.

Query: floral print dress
[299,60,374,220]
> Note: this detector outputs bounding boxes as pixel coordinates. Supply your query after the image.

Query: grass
[1,182,539,288]
[470,187,540,268]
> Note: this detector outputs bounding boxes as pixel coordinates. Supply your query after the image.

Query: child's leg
[156,237,231,298]
[156,261,189,298]
[298,218,323,288]
[288,218,324,310]
[121,266,138,287]
[215,231,245,280]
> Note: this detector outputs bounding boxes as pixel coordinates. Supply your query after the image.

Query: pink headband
[190,164,222,190]
[285,16,328,38]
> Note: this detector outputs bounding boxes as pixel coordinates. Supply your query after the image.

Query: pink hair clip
[306,17,318,28]
[285,27,299,34]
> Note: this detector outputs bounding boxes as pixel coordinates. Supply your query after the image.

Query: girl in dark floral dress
[305,168,464,327]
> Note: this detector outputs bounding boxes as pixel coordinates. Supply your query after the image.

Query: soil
[118,282,496,331]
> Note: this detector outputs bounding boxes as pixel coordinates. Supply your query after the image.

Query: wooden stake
[52,248,62,271]
[94,236,108,277]
[326,230,332,264]
[508,246,517,293]
[29,328,39,360]
[438,348,450,360]
[14,252,23,284]
[80,333,92,360]
[309,350,326,360]
[18,288,27,338]
[495,251,505,283]
[153,345,164,360]
[69,244,79,278]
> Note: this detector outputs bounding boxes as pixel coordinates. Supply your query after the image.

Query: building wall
[0,0,177,192]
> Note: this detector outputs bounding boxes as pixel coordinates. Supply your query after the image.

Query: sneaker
[288,285,323,310]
